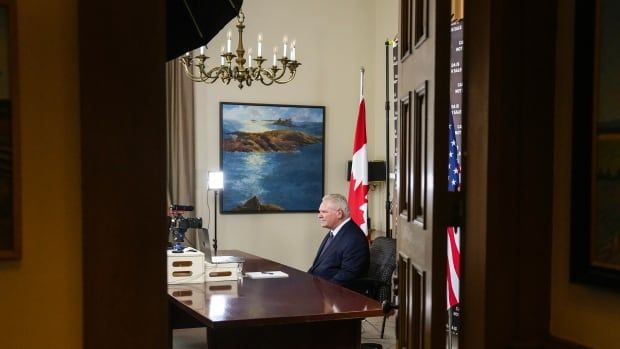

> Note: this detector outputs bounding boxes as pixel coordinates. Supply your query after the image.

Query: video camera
[169,204,203,253]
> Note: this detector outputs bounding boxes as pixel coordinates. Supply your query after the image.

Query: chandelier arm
[199,67,225,84]
[180,60,201,81]
[273,70,297,84]
[184,71,210,82]
[258,78,275,86]
[271,63,289,81]
[255,68,276,86]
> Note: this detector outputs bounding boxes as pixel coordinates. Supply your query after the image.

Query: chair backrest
[367,237,396,302]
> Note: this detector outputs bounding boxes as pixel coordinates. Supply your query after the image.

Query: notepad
[245,271,289,279]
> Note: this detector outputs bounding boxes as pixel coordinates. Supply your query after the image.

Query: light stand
[384,40,393,238]
[208,171,224,255]
[213,190,219,253]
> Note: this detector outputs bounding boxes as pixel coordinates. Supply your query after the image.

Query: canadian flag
[348,97,369,235]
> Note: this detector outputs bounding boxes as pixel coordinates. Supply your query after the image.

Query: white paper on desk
[245,271,289,279]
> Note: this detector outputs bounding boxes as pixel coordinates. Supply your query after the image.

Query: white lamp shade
[208,171,224,190]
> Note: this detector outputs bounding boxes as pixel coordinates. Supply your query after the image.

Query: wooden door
[394,0,450,348]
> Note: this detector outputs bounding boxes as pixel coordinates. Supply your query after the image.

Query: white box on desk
[204,261,242,282]
[167,248,205,284]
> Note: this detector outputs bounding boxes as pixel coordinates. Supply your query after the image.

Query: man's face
[317,200,343,230]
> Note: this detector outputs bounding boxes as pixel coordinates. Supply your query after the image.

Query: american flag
[447,226,460,310]
[447,112,460,310]
[448,112,460,192]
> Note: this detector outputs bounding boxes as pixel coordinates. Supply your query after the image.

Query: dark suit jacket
[308,219,370,286]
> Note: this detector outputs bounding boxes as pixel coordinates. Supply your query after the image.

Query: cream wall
[195,0,397,269]
[551,0,620,347]
[0,0,81,348]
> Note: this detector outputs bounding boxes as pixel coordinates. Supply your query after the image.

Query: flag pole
[448,307,453,348]
[359,66,368,234]
[360,67,365,98]
[384,40,392,237]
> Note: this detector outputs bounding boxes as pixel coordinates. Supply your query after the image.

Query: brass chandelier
[180,11,301,89]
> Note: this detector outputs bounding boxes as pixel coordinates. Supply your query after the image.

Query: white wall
[195,0,397,269]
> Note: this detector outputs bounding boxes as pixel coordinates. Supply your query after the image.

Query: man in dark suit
[308,194,369,286]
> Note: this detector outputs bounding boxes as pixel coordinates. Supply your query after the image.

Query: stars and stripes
[448,112,460,192]
[447,226,460,309]
[447,111,461,310]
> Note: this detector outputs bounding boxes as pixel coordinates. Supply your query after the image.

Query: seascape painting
[220,102,325,213]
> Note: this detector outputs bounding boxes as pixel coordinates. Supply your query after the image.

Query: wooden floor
[172,315,397,349]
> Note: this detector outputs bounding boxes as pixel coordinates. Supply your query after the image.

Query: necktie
[319,232,334,258]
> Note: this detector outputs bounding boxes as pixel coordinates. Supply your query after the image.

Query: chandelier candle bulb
[220,46,225,65]
[227,30,232,53]
[257,33,263,57]
[200,46,205,55]
[283,36,288,57]
[248,48,253,68]
[273,47,277,66]
[291,40,296,60]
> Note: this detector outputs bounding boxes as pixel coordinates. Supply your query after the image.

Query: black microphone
[170,204,194,211]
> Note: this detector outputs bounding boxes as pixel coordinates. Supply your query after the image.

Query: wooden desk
[169,250,383,349]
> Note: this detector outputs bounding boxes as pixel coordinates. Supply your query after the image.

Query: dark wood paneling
[398,253,410,349]
[411,263,425,349]
[462,0,557,347]
[412,81,428,227]
[413,0,429,47]
[396,0,451,348]
[400,0,412,60]
[79,1,168,348]
[399,93,412,220]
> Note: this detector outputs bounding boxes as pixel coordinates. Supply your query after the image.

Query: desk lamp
[208,171,224,254]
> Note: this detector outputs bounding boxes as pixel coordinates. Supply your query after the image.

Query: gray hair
[322,194,350,218]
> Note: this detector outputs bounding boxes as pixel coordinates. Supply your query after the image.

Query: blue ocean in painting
[221,104,324,212]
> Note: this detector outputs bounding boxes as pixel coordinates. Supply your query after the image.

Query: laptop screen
[196,228,245,264]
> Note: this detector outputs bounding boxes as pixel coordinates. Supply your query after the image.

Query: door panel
[395,0,450,348]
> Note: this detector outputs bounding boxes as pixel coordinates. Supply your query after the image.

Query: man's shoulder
[341,220,366,238]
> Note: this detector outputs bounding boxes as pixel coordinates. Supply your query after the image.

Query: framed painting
[0,0,19,259]
[570,0,620,289]
[219,102,325,213]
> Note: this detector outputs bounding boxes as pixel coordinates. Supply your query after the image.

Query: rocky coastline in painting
[221,103,324,212]
[272,118,293,126]
[232,195,284,212]
[223,129,321,152]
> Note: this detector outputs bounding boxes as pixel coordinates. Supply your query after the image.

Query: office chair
[349,236,396,339]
